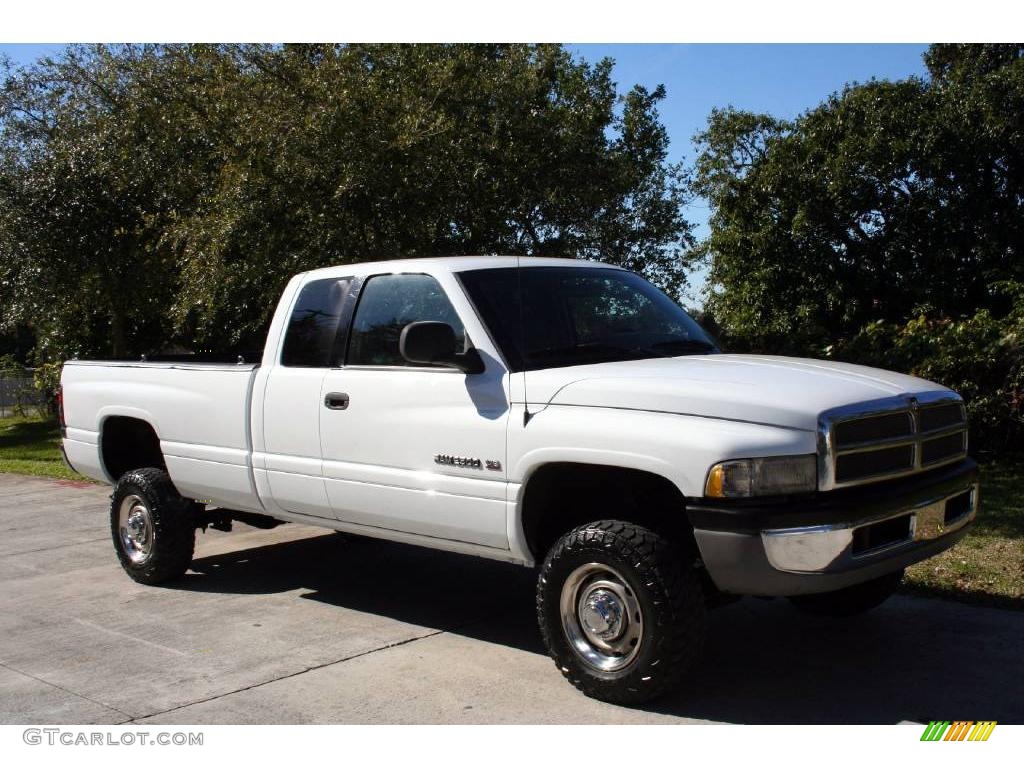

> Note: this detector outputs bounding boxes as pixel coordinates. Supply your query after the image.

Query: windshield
[458,266,719,372]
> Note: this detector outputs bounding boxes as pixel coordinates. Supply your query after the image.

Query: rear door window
[280,277,355,367]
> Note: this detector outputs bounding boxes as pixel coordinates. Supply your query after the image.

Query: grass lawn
[0,414,1020,607]
[904,454,1023,609]
[0,413,93,481]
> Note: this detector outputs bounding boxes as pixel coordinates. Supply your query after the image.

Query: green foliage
[827,282,1024,451]
[0,353,21,374]
[0,45,185,361]
[924,43,1024,82]
[32,361,62,413]
[0,44,692,362]
[693,45,1024,353]
[694,45,1024,451]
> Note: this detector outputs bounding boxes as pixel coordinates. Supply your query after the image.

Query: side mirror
[399,321,484,374]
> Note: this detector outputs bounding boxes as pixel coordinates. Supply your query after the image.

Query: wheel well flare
[520,463,693,561]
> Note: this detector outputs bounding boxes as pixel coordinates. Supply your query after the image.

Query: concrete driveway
[0,473,1020,725]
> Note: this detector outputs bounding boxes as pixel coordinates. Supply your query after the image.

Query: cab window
[347,274,465,367]
[280,277,355,367]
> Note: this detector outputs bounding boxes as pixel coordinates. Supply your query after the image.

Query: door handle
[324,392,350,410]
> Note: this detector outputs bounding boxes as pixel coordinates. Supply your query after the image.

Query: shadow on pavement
[181,529,1024,724]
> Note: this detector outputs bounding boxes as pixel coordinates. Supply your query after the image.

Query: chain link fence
[0,368,46,417]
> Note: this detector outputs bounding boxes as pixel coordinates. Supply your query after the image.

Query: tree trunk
[110,308,127,359]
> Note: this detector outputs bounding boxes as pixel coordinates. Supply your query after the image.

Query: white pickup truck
[60,256,978,704]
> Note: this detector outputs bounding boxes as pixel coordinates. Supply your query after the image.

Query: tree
[0,45,189,360]
[0,44,693,359]
[692,44,1024,353]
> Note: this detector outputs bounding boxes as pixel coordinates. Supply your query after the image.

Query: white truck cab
[60,256,978,704]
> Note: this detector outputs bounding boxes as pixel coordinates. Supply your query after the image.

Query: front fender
[506,404,817,564]
[509,404,816,497]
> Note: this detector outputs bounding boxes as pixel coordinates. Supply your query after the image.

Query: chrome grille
[918,402,965,433]
[819,394,968,490]
[921,431,967,466]
[833,411,912,445]
[835,444,915,483]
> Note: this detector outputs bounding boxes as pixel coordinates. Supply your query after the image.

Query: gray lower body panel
[695,523,971,597]
[691,463,978,597]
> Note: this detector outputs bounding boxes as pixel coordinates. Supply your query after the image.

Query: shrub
[827,283,1024,454]
[32,362,63,417]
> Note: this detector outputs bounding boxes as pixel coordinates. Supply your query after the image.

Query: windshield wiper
[643,338,717,355]
[527,342,656,362]
[527,339,715,365]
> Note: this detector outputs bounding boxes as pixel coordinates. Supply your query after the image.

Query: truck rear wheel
[110,468,196,585]
[536,520,707,705]
[788,569,904,617]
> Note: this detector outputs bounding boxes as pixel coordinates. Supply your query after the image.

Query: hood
[524,354,951,431]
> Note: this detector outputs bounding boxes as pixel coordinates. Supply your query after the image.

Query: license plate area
[912,487,977,542]
[763,482,978,574]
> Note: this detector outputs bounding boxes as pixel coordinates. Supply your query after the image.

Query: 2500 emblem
[434,454,501,471]
[434,454,482,469]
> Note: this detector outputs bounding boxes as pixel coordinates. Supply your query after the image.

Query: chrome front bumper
[761,482,978,574]
[689,459,979,597]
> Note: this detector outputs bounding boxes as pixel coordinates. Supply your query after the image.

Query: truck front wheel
[788,569,904,617]
[536,520,707,705]
[110,468,196,585]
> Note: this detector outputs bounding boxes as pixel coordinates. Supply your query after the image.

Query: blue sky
[1,43,930,302]
[569,44,929,301]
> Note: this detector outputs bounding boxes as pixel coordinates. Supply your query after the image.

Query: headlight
[704,455,817,498]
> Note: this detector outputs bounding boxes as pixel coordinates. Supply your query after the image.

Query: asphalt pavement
[0,473,1020,724]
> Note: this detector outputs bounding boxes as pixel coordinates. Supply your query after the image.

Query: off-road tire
[536,519,707,705]
[110,468,196,585]
[788,569,904,617]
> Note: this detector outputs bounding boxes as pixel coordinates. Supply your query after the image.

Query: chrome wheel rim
[118,494,154,564]
[560,562,643,672]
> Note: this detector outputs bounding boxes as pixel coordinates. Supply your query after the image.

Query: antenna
[516,253,532,426]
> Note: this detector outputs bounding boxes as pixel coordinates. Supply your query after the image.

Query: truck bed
[61,360,263,512]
